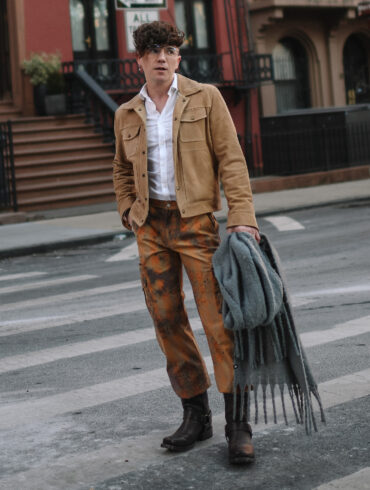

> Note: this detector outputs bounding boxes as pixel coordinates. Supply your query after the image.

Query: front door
[0,0,12,100]
[69,0,117,62]
[174,0,218,82]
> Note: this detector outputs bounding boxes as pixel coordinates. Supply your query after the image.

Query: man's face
[137,45,181,86]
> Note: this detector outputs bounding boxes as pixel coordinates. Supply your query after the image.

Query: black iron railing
[242,53,274,87]
[63,54,226,93]
[0,121,17,212]
[64,66,119,142]
[259,123,370,175]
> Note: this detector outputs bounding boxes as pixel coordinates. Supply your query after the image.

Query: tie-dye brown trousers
[133,199,235,399]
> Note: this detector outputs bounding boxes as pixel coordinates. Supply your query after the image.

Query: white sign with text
[125,10,160,52]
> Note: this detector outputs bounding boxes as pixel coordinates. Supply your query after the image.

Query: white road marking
[0,271,47,282]
[0,318,202,374]
[0,368,369,489]
[1,313,368,375]
[0,275,97,295]
[1,315,370,429]
[106,241,139,262]
[314,468,370,489]
[264,215,305,231]
[0,280,142,313]
[295,284,370,297]
[0,293,311,337]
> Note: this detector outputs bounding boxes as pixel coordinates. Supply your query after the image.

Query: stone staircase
[10,114,115,211]
[0,100,22,121]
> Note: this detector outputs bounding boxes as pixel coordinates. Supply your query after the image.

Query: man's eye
[166,47,177,55]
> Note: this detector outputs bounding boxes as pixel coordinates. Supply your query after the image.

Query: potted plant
[23,52,66,116]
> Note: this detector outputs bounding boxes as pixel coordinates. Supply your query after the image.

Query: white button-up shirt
[139,74,178,200]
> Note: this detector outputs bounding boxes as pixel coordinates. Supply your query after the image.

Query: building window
[343,34,370,105]
[273,37,311,113]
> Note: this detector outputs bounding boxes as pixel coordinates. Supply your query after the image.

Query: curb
[1,195,369,260]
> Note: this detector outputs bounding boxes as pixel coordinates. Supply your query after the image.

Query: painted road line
[0,369,369,489]
[0,328,369,433]
[0,293,312,337]
[106,241,139,262]
[295,284,370,297]
[0,272,47,282]
[314,467,370,489]
[302,315,370,348]
[0,318,202,374]
[264,215,305,231]
[0,275,97,295]
[0,313,368,375]
[0,280,142,313]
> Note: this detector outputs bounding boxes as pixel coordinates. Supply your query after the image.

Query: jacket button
[142,173,145,177]
[182,209,185,214]
[176,186,180,190]
[183,99,186,102]
[191,116,194,120]
[145,197,148,201]
[128,133,131,137]
[174,117,177,121]
[142,151,145,154]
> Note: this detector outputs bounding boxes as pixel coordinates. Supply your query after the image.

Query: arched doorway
[343,34,370,105]
[273,37,311,113]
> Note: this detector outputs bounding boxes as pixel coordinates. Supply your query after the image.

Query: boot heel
[198,424,213,441]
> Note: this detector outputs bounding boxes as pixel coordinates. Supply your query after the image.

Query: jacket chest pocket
[180,107,207,142]
[121,125,141,158]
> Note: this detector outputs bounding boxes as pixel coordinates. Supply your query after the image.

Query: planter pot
[33,84,47,116]
[45,94,67,115]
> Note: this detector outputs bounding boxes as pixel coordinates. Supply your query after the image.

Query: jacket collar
[122,74,203,112]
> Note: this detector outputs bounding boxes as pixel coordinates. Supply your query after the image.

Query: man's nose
[157,49,166,60]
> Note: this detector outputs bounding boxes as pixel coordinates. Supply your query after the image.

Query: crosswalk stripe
[106,241,139,262]
[1,312,370,430]
[314,467,370,489]
[295,284,370,297]
[0,271,47,282]
[0,368,369,489]
[0,318,202,374]
[0,275,97,295]
[1,314,368,375]
[264,215,305,231]
[0,280,142,313]
[0,293,312,337]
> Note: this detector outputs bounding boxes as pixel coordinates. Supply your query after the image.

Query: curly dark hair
[133,21,184,56]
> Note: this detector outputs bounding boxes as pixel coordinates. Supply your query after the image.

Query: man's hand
[122,209,133,230]
[227,225,261,243]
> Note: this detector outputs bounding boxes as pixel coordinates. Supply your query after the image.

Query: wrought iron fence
[0,121,17,212]
[242,53,274,87]
[258,122,370,175]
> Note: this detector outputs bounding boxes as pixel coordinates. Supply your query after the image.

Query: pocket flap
[121,126,140,140]
[180,107,207,122]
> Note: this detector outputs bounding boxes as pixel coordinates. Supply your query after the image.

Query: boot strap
[225,421,252,441]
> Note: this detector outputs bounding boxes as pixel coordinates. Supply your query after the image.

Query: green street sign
[116,0,167,9]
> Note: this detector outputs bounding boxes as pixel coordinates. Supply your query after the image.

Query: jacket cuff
[226,211,258,229]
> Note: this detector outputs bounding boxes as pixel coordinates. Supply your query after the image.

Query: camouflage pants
[133,199,234,399]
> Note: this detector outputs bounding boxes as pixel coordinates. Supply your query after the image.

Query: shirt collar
[139,73,178,101]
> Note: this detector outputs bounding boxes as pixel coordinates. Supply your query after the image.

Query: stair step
[18,174,112,192]
[14,143,113,163]
[13,133,102,151]
[16,165,112,184]
[17,187,115,211]
[11,114,86,130]
[12,123,95,137]
[14,152,113,172]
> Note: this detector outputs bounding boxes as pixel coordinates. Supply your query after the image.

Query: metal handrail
[0,120,17,212]
[64,65,118,142]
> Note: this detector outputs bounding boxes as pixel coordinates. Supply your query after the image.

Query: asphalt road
[0,201,369,490]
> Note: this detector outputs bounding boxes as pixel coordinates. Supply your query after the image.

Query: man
[113,21,260,465]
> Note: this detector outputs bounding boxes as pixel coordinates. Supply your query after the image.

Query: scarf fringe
[233,378,326,434]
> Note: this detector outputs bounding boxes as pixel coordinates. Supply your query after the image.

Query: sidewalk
[0,179,369,259]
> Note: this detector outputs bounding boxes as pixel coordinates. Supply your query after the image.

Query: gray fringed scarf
[212,232,326,434]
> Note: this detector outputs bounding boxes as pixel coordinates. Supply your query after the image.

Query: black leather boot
[224,393,255,465]
[161,392,213,452]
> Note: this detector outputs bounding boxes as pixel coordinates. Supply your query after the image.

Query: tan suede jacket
[112,74,258,229]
